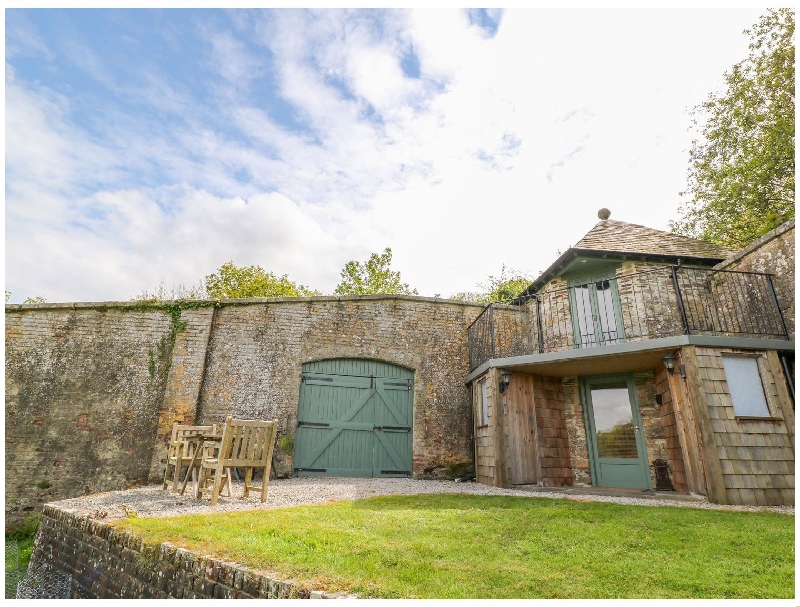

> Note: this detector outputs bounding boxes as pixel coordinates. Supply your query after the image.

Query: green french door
[581,374,651,489]
[294,359,413,478]
[569,274,625,348]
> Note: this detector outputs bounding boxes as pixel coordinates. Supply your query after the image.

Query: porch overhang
[465,335,794,383]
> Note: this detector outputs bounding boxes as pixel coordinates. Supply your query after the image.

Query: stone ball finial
[598,208,611,220]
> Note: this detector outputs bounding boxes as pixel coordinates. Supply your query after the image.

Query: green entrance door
[582,375,651,489]
[294,359,413,478]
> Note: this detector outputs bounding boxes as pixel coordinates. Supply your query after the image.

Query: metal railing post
[671,266,691,335]
[766,274,790,340]
[535,296,544,354]
[489,304,496,360]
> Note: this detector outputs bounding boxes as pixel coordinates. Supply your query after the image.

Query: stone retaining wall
[30,505,349,599]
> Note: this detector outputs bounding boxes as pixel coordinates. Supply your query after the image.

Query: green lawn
[117,494,794,599]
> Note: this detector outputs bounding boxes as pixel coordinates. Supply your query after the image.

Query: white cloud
[5,8,767,303]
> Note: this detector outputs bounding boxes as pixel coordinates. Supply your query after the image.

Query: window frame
[721,352,778,420]
[475,376,489,427]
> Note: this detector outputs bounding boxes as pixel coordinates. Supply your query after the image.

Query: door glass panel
[573,285,596,347]
[595,280,619,345]
[590,383,638,458]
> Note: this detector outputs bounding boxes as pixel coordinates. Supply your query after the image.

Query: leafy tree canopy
[334,248,418,296]
[451,265,534,303]
[205,262,319,299]
[671,8,795,248]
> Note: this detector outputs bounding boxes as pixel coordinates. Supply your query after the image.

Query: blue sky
[5,8,766,303]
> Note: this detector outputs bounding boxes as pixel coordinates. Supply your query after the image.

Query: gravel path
[51,477,793,521]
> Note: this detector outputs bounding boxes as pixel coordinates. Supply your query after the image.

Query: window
[475,378,489,426]
[722,355,771,418]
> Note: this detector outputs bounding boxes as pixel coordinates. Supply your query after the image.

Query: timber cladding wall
[6,296,483,524]
[682,346,795,506]
[31,505,345,598]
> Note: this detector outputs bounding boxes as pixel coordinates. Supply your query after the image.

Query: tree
[451,265,535,303]
[334,248,418,296]
[671,9,795,248]
[205,262,320,299]
[135,278,207,301]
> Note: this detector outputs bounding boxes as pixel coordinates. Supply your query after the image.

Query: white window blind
[722,355,771,418]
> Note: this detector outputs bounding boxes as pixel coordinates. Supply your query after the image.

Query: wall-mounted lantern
[499,369,512,393]
[662,353,686,378]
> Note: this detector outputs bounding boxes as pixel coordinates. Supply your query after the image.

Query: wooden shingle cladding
[677,345,795,506]
[472,371,572,488]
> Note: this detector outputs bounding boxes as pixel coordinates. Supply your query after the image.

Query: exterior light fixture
[499,369,512,393]
[662,353,686,378]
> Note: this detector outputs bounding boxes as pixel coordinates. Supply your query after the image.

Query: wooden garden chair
[162,423,219,492]
[197,417,278,506]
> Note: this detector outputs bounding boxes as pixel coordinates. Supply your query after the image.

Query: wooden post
[680,346,729,504]
[766,350,795,447]
[665,365,706,495]
[489,367,510,488]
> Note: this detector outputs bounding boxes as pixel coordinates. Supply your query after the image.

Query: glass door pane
[590,383,638,458]
[573,285,596,347]
[595,280,620,345]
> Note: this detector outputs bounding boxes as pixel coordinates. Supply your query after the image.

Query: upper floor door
[568,271,625,348]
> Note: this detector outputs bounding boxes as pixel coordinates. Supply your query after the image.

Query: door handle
[634,425,640,434]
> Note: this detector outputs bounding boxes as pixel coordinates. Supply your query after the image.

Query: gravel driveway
[51,477,793,521]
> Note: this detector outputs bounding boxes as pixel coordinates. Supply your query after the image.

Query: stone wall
[29,505,344,599]
[6,305,176,525]
[5,296,484,526]
[716,219,795,339]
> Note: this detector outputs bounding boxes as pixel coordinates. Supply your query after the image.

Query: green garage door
[294,359,414,477]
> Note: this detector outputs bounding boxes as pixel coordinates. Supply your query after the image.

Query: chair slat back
[217,417,278,467]
[172,424,218,443]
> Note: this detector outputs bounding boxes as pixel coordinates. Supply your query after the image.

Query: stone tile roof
[574,220,737,260]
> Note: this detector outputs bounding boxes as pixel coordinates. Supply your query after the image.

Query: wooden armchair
[197,417,279,506]
[162,423,219,492]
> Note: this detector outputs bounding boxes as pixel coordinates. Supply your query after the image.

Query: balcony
[467,266,790,372]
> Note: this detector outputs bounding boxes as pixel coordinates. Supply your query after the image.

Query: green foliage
[672,9,795,248]
[452,265,534,303]
[22,296,47,304]
[205,262,319,299]
[278,434,295,454]
[5,291,10,303]
[35,480,52,490]
[334,248,418,296]
[118,494,793,599]
[6,513,41,543]
[135,278,206,301]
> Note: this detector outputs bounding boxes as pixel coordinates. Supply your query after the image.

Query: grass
[116,494,794,599]
[6,513,40,598]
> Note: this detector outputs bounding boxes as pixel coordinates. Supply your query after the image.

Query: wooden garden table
[179,433,223,498]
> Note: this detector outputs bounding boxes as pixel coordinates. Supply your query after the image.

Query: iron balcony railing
[467,266,789,372]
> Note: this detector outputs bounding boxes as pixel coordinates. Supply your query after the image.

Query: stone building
[4,216,795,524]
[468,217,794,505]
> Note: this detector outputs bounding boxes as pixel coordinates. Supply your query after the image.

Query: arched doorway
[294,359,414,477]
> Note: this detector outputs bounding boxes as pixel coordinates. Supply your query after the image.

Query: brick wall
[5,306,175,525]
[6,296,484,525]
[29,505,344,599]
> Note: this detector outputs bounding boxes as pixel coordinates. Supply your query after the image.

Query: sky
[5,7,768,304]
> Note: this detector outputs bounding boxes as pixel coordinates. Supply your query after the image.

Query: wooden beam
[665,365,706,495]
[681,346,729,504]
[766,350,795,449]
